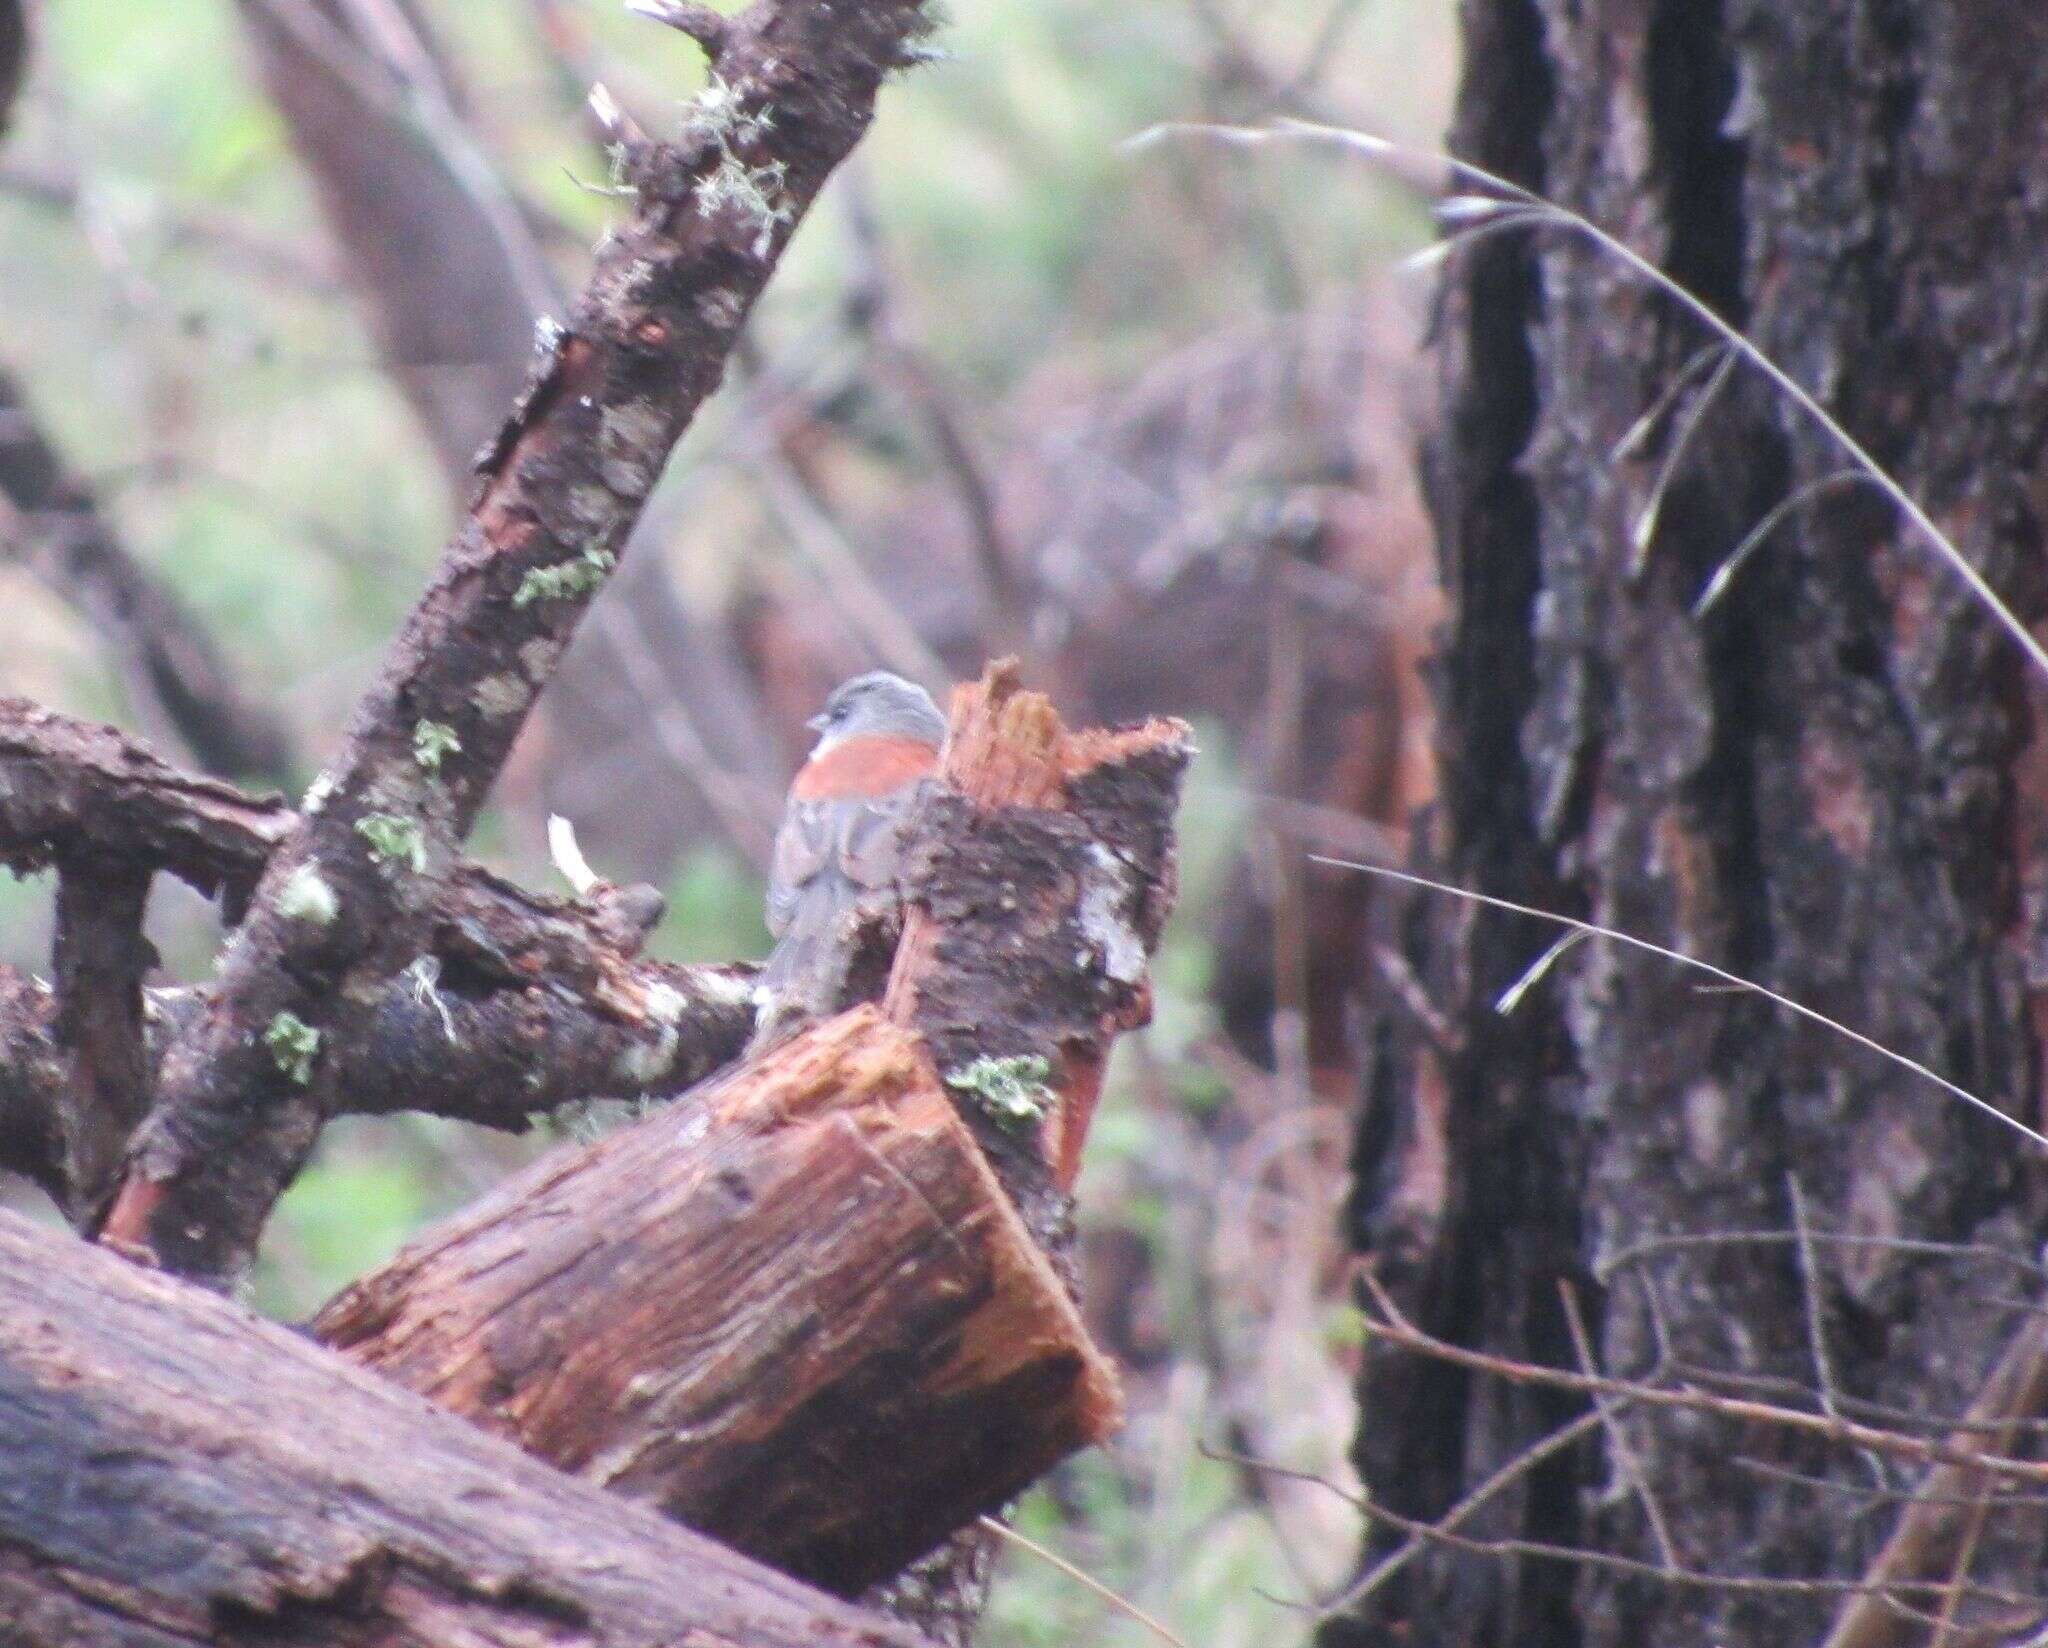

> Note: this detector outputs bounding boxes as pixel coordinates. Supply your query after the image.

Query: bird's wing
[834,778,932,890]
[764,794,836,938]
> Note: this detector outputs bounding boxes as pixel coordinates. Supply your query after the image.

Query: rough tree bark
[316,1005,1115,1597]
[1337,5,2048,1648]
[0,698,753,1221]
[0,1212,926,1648]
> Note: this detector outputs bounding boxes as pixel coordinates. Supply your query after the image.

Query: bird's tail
[748,876,865,1053]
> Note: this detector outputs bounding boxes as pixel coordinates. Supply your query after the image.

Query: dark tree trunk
[1336,5,2048,1648]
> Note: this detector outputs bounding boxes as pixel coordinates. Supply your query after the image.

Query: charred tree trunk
[1337,6,2048,1648]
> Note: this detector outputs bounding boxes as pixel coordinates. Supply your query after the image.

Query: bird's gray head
[806,670,947,753]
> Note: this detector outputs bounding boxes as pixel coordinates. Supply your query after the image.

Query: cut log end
[317,1005,1122,1596]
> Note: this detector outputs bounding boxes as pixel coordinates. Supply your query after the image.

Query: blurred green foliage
[1,1,1444,1640]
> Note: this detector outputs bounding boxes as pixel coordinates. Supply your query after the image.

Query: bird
[751,670,947,1048]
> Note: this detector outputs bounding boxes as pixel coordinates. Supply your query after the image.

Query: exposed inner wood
[312,663,1187,1597]
[316,1004,1125,1597]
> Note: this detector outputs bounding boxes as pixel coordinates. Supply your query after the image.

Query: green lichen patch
[472,673,527,721]
[355,812,428,874]
[944,1054,1054,1131]
[264,1011,321,1085]
[412,720,461,774]
[513,546,616,609]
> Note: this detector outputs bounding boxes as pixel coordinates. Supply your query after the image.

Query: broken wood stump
[311,664,1191,1596]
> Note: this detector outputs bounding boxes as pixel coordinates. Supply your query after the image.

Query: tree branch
[1821,1312,2048,1648]
[2,949,754,1216]
[627,0,735,63]
[0,696,289,909]
[101,0,939,1285]
[0,701,755,1219]
[239,0,790,872]
[0,369,298,784]
[46,860,153,1221]
[0,969,69,1209]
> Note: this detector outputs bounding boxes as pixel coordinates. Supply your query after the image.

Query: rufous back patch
[792,734,942,801]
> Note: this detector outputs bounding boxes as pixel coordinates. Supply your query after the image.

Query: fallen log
[0,1210,924,1648]
[318,1006,1120,1596]
[311,666,1190,1596]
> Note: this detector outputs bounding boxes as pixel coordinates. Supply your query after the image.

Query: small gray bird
[751,670,947,1047]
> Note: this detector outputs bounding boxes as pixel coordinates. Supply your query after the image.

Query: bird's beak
[805,713,829,733]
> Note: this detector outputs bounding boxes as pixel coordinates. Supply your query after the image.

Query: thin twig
[1329,1486,2041,1616]
[1130,119,2048,687]
[1560,1278,1679,1568]
[1786,1173,1877,1486]
[1598,1227,2048,1288]
[1355,1268,2048,1485]
[977,1515,1196,1648]
[1295,1411,1607,1616]
[757,443,953,697]
[1822,1313,2048,1648]
[1308,854,2048,1155]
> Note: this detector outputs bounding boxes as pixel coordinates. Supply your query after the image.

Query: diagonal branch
[104,0,940,1284]
[1821,1312,2048,1648]
[239,0,790,867]
[0,372,298,785]
[0,0,298,784]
